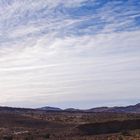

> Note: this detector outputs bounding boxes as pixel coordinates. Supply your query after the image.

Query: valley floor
[0,111,139,140]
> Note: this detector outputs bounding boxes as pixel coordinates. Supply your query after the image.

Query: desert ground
[0,107,140,140]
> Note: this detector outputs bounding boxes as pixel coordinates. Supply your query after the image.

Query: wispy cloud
[0,0,140,108]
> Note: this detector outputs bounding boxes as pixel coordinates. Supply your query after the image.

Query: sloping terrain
[0,104,139,139]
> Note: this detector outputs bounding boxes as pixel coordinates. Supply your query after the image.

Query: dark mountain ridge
[0,103,139,113]
[38,103,140,113]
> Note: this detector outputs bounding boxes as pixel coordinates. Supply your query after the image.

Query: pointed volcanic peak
[37,106,62,111]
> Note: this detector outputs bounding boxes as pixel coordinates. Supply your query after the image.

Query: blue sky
[0,0,140,108]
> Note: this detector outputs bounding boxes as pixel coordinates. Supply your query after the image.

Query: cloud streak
[0,0,140,108]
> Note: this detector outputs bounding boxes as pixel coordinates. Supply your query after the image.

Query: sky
[0,0,140,109]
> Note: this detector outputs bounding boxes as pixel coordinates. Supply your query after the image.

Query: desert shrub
[43,133,50,139]
[118,136,123,140]
[25,135,33,140]
[3,135,13,140]
[121,130,131,136]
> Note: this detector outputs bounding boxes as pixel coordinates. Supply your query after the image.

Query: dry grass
[0,111,139,140]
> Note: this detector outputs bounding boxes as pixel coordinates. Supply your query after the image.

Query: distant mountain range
[38,103,140,113]
[88,103,140,113]
[37,106,62,111]
[0,103,139,114]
